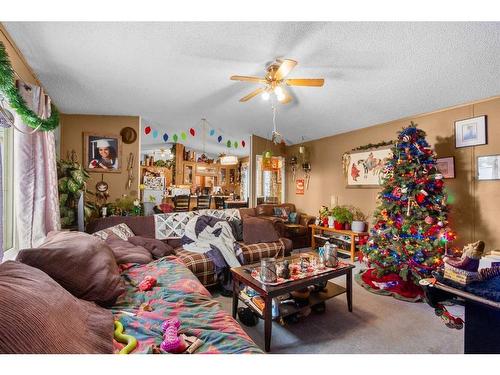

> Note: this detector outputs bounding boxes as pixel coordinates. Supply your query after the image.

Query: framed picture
[83,132,122,173]
[477,155,500,180]
[344,147,393,188]
[455,115,487,148]
[436,157,455,179]
[295,178,304,195]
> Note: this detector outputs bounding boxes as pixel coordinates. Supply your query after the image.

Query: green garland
[0,41,59,131]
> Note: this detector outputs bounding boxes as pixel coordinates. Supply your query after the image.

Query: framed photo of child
[83,132,122,173]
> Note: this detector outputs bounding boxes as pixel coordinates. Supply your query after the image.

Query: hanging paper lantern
[152,130,158,138]
[181,132,187,141]
[234,141,238,148]
[163,133,169,142]
[217,135,222,143]
[144,126,151,135]
[241,140,246,148]
[173,134,178,142]
[189,128,195,136]
[226,140,232,148]
[209,129,215,136]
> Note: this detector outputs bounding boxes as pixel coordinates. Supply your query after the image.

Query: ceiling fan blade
[285,78,325,87]
[230,75,267,83]
[278,87,293,104]
[239,87,265,102]
[273,59,298,80]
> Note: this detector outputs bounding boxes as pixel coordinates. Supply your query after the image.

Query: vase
[351,220,366,232]
[334,220,344,230]
[344,222,351,230]
[328,216,335,228]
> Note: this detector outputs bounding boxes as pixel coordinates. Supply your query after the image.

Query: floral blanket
[111,256,262,354]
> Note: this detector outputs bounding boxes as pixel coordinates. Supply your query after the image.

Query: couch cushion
[0,261,113,354]
[279,203,296,213]
[93,222,135,241]
[255,204,275,217]
[239,207,256,218]
[128,236,175,259]
[16,231,125,307]
[174,248,217,286]
[105,233,153,264]
[87,215,155,238]
[284,223,307,236]
[242,216,279,245]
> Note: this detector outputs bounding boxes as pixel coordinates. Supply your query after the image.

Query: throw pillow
[273,207,290,221]
[105,233,153,264]
[0,261,113,354]
[16,231,125,307]
[93,223,135,241]
[227,218,244,242]
[242,217,279,245]
[127,236,175,259]
[288,212,298,224]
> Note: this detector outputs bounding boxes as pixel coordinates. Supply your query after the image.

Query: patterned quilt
[111,256,262,354]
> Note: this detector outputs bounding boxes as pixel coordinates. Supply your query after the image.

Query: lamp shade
[220,155,238,165]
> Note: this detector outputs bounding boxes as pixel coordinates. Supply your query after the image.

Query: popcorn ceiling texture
[4,22,500,154]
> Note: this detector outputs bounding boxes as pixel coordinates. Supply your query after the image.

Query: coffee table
[231,253,355,352]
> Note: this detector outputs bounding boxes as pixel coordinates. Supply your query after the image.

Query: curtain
[0,141,3,261]
[13,83,60,248]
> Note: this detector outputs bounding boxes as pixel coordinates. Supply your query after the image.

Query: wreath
[0,41,59,131]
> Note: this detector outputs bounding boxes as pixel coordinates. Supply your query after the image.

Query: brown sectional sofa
[240,203,315,249]
[86,214,292,288]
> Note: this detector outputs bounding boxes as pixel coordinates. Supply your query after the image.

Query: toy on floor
[138,275,157,291]
[114,320,138,354]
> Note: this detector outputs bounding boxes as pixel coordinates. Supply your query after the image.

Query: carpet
[214,258,463,354]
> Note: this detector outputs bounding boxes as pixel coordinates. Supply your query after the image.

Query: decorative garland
[349,140,394,152]
[0,41,60,131]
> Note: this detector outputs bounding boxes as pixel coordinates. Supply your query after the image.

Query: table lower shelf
[238,282,346,320]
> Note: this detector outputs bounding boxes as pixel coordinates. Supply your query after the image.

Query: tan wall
[250,134,286,207]
[285,96,500,252]
[60,114,141,202]
[0,25,38,85]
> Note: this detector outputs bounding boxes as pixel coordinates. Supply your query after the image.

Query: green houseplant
[329,206,353,230]
[57,159,96,228]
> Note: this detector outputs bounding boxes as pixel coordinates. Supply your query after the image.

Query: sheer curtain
[0,142,3,260]
[12,84,60,249]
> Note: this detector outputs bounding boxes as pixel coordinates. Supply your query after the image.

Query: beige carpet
[214,259,464,354]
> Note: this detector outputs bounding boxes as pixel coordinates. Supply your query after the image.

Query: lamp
[220,155,238,165]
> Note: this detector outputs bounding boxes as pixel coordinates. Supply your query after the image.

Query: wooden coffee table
[231,253,355,352]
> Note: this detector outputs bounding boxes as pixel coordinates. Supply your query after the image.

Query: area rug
[355,268,424,302]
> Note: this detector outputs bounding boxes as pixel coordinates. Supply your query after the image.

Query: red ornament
[416,193,425,204]
[435,180,444,188]
[241,140,246,148]
[189,128,195,136]
[145,126,151,135]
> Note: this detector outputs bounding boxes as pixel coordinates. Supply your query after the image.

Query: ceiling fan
[230,59,324,104]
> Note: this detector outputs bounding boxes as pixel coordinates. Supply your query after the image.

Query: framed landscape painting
[344,147,393,188]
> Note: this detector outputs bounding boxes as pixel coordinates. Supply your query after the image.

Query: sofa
[86,212,293,288]
[0,230,262,354]
[240,203,315,249]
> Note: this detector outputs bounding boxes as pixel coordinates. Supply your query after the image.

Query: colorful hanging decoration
[181,132,187,141]
[209,129,215,136]
[189,128,195,136]
[233,141,238,148]
[152,130,158,138]
[163,133,169,142]
[218,135,223,143]
[144,126,151,135]
[241,140,246,148]
[226,140,232,148]
[173,134,178,142]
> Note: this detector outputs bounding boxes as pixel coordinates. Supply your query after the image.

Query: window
[255,155,285,204]
[0,125,14,252]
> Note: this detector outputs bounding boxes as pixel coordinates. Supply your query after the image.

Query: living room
[1,1,499,373]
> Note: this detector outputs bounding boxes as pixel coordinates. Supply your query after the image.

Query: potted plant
[329,206,353,230]
[350,207,368,232]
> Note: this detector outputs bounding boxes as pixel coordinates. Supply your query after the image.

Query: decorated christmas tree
[360,122,455,299]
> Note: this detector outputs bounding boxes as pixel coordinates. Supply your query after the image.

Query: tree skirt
[355,268,424,302]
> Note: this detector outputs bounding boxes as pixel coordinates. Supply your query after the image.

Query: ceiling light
[277,93,285,101]
[274,86,283,96]
[220,155,238,165]
[262,91,270,101]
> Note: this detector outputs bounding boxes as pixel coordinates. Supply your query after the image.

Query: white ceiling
[4,22,500,155]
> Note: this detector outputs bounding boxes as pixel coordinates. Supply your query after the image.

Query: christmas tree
[362,122,455,290]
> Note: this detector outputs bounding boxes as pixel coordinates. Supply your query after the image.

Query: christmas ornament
[189,128,195,136]
[145,126,151,135]
[424,216,434,224]
[163,133,168,142]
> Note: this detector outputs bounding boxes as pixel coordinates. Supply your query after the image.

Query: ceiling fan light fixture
[274,86,283,96]
[277,93,285,102]
[262,91,270,101]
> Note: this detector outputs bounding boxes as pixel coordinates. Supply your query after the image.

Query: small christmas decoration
[443,240,485,284]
